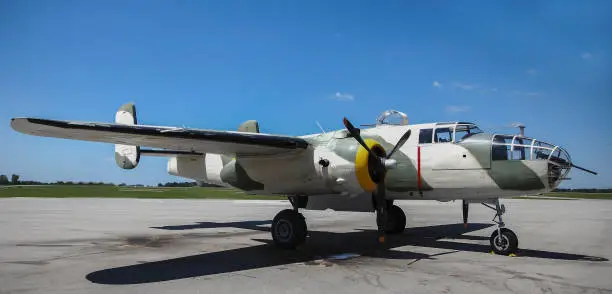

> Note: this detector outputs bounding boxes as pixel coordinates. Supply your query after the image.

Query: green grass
[514,192,612,200]
[513,195,577,200]
[0,185,286,200]
[539,192,612,200]
[2,186,610,200]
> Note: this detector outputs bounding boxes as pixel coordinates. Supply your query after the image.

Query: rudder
[114,103,140,169]
[238,120,260,133]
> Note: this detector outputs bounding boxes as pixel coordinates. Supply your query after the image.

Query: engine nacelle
[313,137,388,196]
[167,154,227,187]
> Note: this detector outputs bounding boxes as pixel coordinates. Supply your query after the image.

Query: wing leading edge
[11,118,310,156]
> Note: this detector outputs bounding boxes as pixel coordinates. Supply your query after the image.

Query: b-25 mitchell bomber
[10,104,597,255]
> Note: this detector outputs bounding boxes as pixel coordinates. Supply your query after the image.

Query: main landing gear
[483,199,518,255]
[271,196,307,249]
[377,200,406,235]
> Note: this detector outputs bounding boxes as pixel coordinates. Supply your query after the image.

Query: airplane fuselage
[170,121,570,212]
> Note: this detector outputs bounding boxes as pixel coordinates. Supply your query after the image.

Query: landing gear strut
[271,196,307,249]
[376,201,406,235]
[483,199,518,255]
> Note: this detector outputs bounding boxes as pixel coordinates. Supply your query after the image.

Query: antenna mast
[511,122,525,136]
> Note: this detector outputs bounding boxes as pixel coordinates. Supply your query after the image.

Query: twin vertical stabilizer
[114,103,140,169]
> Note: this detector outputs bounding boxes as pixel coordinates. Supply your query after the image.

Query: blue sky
[1,1,610,188]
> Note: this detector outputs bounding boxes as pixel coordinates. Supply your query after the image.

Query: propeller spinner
[342,117,411,244]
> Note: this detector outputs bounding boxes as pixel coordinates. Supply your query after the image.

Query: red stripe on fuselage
[417,146,421,190]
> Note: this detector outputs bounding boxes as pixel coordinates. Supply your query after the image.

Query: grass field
[0,185,610,200]
[0,185,286,200]
[538,192,612,200]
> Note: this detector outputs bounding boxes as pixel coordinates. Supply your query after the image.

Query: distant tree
[0,175,8,185]
[118,183,126,187]
[10,174,20,185]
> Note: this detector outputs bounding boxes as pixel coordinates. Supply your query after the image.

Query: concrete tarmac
[1,198,611,294]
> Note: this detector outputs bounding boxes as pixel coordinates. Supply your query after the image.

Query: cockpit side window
[434,127,453,143]
[492,135,513,160]
[454,124,483,142]
[419,128,433,144]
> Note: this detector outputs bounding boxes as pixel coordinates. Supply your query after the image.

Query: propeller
[342,117,411,244]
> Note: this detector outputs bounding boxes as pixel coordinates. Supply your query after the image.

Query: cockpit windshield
[454,124,483,142]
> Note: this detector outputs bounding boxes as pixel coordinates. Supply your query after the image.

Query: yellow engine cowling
[313,138,387,195]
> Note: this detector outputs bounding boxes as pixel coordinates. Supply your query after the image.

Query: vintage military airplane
[10,104,597,255]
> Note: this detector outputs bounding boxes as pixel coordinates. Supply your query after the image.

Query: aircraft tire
[383,205,406,234]
[490,228,518,255]
[271,209,307,249]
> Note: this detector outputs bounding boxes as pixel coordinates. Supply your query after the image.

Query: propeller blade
[343,117,376,156]
[571,164,597,175]
[375,179,387,244]
[386,129,412,159]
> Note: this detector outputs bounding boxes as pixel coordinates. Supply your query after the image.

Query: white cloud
[581,52,592,60]
[511,90,542,97]
[333,92,354,101]
[432,81,442,88]
[526,69,537,75]
[525,92,541,97]
[445,105,470,113]
[453,82,476,90]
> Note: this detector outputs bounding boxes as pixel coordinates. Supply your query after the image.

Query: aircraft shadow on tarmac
[86,221,609,285]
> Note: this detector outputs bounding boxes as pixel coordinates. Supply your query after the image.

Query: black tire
[380,205,406,234]
[271,209,307,249]
[490,228,518,255]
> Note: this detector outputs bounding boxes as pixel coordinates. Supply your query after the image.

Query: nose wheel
[490,228,518,255]
[483,199,518,255]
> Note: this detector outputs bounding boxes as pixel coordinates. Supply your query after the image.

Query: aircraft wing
[10,118,310,156]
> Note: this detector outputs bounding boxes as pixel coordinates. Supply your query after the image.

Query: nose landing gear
[483,199,518,255]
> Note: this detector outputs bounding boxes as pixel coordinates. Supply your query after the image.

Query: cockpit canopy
[491,134,571,164]
[418,122,484,144]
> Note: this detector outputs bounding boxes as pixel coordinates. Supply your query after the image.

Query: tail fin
[238,120,260,133]
[114,103,140,169]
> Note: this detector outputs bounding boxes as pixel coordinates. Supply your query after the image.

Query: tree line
[0,174,220,188]
[0,174,20,185]
[0,174,118,186]
[157,181,220,187]
[553,188,612,193]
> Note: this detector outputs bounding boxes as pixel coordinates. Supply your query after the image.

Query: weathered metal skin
[329,135,432,192]
[459,133,546,190]
[458,133,493,169]
[220,160,264,191]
